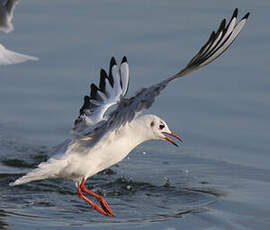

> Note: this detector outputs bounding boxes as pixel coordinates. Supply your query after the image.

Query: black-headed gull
[0,43,38,65]
[10,9,249,217]
[0,0,19,33]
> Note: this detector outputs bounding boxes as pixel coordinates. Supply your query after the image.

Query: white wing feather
[75,9,249,139]
[0,0,19,33]
[0,44,38,65]
[73,57,130,133]
[85,9,250,135]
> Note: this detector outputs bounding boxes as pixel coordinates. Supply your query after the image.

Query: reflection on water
[0,209,8,230]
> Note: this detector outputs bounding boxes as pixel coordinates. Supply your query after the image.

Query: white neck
[126,114,155,145]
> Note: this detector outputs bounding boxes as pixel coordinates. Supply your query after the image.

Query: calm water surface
[0,1,269,229]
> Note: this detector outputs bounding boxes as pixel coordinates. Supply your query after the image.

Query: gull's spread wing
[76,9,249,140]
[0,44,38,65]
[73,57,129,133]
[102,9,249,131]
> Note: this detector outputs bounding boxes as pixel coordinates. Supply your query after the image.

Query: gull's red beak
[162,132,183,147]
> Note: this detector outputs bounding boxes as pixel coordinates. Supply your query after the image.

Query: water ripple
[0,140,220,225]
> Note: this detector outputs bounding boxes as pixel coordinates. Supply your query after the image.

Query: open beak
[162,132,183,147]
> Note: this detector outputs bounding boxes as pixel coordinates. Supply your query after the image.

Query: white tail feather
[9,158,64,186]
[9,170,49,186]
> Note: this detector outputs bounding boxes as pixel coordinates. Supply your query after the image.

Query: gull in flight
[10,9,249,217]
[0,0,19,33]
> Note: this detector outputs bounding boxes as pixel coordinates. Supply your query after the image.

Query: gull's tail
[9,169,49,186]
[9,158,62,186]
[10,139,72,186]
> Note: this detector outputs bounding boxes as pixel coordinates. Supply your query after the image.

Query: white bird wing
[79,8,249,141]
[73,56,129,133]
[0,0,19,32]
[0,1,9,28]
[0,44,38,65]
[4,0,19,17]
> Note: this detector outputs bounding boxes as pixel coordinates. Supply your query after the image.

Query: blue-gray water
[0,1,269,229]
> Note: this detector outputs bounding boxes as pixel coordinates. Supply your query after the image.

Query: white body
[11,115,159,185]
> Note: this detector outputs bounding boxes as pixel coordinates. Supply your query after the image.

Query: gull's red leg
[77,180,113,217]
[80,178,114,217]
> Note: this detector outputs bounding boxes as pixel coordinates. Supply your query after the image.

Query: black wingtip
[110,57,117,67]
[79,96,90,115]
[108,58,116,86]
[209,31,216,41]
[90,83,98,99]
[121,56,128,64]
[232,8,238,18]
[99,69,107,92]
[100,68,108,78]
[242,12,250,20]
[220,18,226,29]
[83,95,90,105]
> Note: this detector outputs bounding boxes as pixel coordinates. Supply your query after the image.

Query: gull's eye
[150,121,155,127]
[159,124,165,130]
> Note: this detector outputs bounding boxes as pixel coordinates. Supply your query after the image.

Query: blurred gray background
[0,0,269,229]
